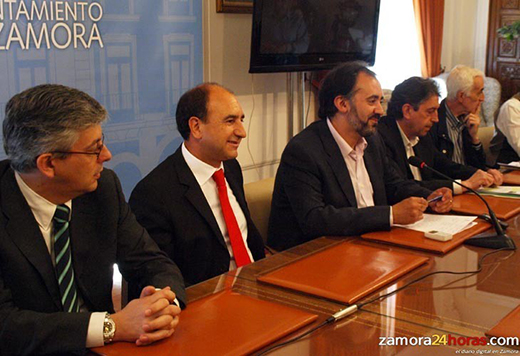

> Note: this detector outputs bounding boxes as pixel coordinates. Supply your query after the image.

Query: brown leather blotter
[91,291,318,356]
[486,305,520,339]
[452,194,520,220]
[257,242,428,305]
[503,171,520,186]
[361,219,491,254]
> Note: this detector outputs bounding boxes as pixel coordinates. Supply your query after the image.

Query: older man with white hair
[429,65,502,183]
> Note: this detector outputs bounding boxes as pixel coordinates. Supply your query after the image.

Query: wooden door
[486,0,520,102]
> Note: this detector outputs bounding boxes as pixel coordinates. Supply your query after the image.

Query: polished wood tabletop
[95,214,520,355]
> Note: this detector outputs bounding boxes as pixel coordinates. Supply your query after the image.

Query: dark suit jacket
[0,161,185,355]
[378,116,477,191]
[267,119,432,251]
[429,99,487,170]
[129,147,265,287]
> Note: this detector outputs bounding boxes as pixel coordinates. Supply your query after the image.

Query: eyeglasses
[52,134,105,160]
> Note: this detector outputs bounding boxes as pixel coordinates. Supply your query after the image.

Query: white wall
[203,1,315,183]
[441,0,489,72]
[202,1,491,183]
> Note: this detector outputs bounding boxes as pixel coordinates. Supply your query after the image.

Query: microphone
[408,156,516,250]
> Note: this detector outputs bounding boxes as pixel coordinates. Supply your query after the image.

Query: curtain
[413,0,445,77]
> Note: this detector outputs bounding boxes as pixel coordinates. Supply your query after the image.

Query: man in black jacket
[268,63,453,251]
[0,84,185,355]
[379,77,499,193]
[130,83,265,287]
[429,65,502,186]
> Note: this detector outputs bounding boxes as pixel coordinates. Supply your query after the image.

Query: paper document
[395,214,477,235]
[478,186,520,199]
[498,161,520,170]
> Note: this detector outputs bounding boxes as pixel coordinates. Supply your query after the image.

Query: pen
[427,195,443,204]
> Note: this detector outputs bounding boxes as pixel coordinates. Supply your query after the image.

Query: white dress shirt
[182,143,253,270]
[15,173,105,348]
[496,98,520,157]
[396,122,463,195]
[396,122,422,181]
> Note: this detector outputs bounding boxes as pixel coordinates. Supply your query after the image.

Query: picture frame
[216,0,253,14]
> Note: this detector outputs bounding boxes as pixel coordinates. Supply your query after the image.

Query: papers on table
[395,213,478,235]
[498,161,520,170]
[478,186,520,199]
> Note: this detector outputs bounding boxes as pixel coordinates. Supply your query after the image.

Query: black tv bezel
[249,0,381,74]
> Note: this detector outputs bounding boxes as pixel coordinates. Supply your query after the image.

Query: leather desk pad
[486,304,520,339]
[257,242,428,305]
[92,291,318,356]
[361,219,491,254]
[452,194,520,220]
[503,171,520,186]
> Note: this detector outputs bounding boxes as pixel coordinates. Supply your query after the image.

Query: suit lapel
[1,169,62,310]
[69,194,98,306]
[318,121,358,207]
[387,119,414,178]
[363,136,387,206]
[223,162,248,219]
[174,149,227,249]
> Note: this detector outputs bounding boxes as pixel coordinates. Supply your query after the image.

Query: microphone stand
[409,157,516,250]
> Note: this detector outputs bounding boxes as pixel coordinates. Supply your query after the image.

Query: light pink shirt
[327,119,374,208]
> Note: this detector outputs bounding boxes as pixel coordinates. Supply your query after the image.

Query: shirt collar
[182,142,224,186]
[326,118,367,159]
[396,121,420,148]
[445,103,465,131]
[14,172,72,231]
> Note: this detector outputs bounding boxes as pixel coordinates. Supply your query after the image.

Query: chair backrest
[244,177,275,244]
[477,126,495,158]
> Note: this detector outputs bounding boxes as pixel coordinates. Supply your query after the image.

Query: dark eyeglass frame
[51,134,105,160]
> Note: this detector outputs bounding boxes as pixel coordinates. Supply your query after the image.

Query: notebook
[258,242,428,305]
[92,290,318,356]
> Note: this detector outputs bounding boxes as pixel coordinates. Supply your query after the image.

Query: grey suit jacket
[0,161,185,355]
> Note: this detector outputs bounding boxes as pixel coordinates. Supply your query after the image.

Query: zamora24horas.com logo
[379,334,519,349]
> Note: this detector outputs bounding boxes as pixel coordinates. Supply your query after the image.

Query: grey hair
[3,84,107,173]
[446,65,484,101]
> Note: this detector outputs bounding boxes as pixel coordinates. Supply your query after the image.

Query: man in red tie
[130,83,265,287]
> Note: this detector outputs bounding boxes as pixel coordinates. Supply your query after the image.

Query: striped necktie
[53,204,79,312]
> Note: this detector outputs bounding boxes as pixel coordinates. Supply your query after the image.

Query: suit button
[442,150,447,154]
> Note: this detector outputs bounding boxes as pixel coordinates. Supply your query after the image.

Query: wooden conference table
[95,211,520,355]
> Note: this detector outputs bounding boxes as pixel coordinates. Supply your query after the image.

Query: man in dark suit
[0,84,185,355]
[268,62,453,251]
[130,83,265,287]
[429,65,502,187]
[378,76,499,192]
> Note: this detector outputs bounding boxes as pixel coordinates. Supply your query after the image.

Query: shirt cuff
[389,206,393,226]
[85,312,106,348]
[472,142,483,150]
[453,180,463,195]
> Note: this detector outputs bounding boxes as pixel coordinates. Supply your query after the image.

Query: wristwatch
[103,313,116,344]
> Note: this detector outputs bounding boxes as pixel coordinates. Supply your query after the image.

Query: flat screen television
[249,0,381,73]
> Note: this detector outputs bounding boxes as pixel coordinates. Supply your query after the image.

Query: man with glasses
[0,84,186,355]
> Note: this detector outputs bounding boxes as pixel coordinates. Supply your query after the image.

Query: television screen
[249,0,381,73]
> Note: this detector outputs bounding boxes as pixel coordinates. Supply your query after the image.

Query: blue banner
[0,0,203,196]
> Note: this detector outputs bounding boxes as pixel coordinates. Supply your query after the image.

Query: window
[370,0,422,90]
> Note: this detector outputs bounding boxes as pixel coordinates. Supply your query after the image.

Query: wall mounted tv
[249,0,381,73]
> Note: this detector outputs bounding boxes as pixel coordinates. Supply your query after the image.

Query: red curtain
[413,0,445,77]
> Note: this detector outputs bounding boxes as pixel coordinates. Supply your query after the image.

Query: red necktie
[212,169,252,267]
